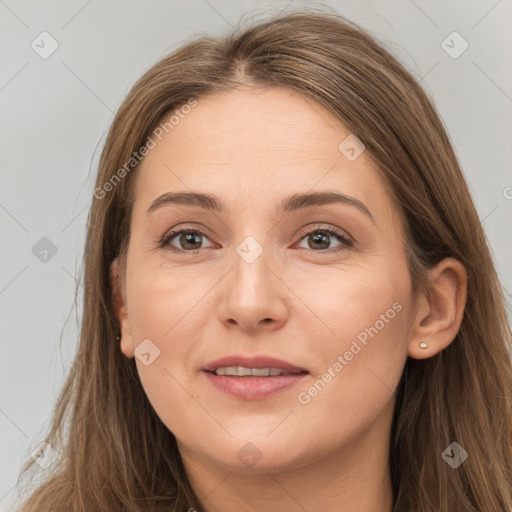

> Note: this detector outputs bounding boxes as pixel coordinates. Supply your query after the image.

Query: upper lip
[203,355,308,373]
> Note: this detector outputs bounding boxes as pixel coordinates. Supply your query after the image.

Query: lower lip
[203,371,308,400]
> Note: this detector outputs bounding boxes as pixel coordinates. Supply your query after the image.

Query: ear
[110,258,135,359]
[408,257,467,359]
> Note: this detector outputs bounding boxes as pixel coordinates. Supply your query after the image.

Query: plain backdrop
[1,1,511,510]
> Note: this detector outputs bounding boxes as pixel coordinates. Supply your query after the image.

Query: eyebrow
[147,190,374,221]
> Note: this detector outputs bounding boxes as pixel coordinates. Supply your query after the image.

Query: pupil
[310,232,329,250]
[181,232,201,249]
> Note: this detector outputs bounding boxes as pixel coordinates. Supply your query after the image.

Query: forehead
[133,86,393,219]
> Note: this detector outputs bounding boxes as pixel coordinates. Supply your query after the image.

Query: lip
[202,355,309,401]
[202,355,308,373]
[203,371,309,401]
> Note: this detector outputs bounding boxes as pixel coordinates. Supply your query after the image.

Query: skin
[111,86,467,512]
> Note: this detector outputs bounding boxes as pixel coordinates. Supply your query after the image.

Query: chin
[205,436,315,475]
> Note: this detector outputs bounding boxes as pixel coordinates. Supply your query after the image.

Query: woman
[17,8,512,512]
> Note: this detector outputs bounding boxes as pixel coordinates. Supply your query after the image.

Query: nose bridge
[231,233,273,305]
[219,230,287,330]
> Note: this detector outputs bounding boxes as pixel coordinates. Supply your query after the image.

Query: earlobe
[110,258,134,358]
[408,258,468,360]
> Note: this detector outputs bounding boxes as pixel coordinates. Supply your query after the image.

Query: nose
[218,241,289,333]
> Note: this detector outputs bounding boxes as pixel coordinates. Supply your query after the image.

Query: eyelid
[162,222,211,240]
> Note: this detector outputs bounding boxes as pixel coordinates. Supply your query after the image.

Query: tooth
[252,368,270,376]
[213,366,303,376]
[237,366,253,376]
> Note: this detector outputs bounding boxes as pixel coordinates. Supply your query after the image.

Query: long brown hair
[16,7,512,511]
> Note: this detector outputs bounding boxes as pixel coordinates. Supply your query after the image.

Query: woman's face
[116,86,417,474]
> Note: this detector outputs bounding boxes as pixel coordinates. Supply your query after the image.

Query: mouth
[202,355,309,400]
[207,366,306,377]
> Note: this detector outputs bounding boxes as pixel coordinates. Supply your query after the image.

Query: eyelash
[159,224,354,255]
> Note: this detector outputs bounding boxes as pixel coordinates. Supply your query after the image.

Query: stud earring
[419,342,428,349]
[116,333,122,343]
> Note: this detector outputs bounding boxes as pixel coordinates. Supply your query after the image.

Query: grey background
[1,0,511,510]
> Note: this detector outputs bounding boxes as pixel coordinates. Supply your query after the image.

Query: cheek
[126,259,206,342]
[295,256,409,351]
[293,263,410,428]
[124,261,218,430]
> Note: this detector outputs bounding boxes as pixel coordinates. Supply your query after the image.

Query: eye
[296,226,353,253]
[160,224,353,254]
[160,227,215,253]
